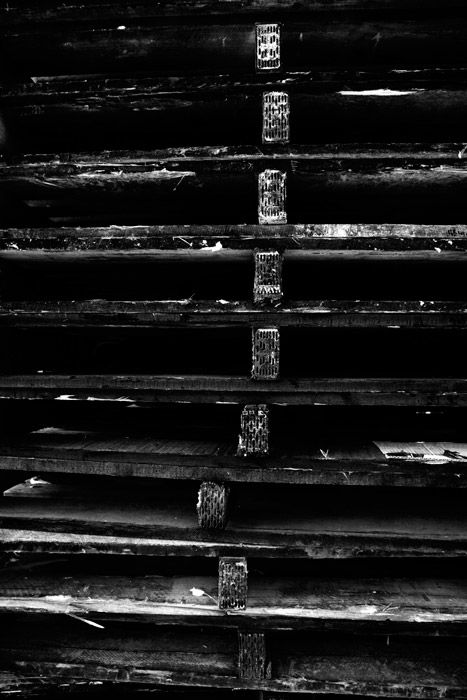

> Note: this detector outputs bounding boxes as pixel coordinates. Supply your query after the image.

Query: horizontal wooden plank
[2,435,467,488]
[1,225,467,251]
[1,574,466,634]
[1,484,467,557]
[0,375,465,406]
[3,145,467,225]
[2,18,467,80]
[1,627,466,698]
[5,74,467,150]
[0,300,465,329]
[3,0,467,26]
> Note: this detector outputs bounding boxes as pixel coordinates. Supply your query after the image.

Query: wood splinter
[197,482,229,529]
[218,556,248,610]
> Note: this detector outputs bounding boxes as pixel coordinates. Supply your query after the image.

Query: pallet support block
[262,92,290,144]
[238,631,270,680]
[253,250,282,303]
[258,170,287,224]
[237,404,270,456]
[256,23,281,72]
[197,482,229,529]
[251,328,280,380]
[218,557,248,610]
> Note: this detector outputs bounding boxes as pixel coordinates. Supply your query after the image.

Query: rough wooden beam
[3,18,467,79]
[1,441,467,488]
[0,376,465,406]
[2,574,467,633]
[3,146,467,225]
[2,0,467,26]
[0,225,466,252]
[0,300,465,329]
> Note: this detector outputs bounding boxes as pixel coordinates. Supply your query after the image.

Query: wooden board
[1,483,467,558]
[0,300,465,329]
[3,146,467,225]
[3,0,467,25]
[3,17,467,80]
[1,432,467,488]
[0,375,465,406]
[0,573,467,634]
[5,73,467,150]
[1,225,467,252]
[0,623,466,698]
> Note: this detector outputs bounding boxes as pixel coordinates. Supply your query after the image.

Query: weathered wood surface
[1,225,467,251]
[2,146,467,225]
[0,623,466,698]
[5,74,467,151]
[1,573,467,633]
[3,0,467,25]
[3,17,467,80]
[0,376,465,406]
[0,300,465,329]
[1,435,467,488]
[3,16,467,74]
[1,483,467,557]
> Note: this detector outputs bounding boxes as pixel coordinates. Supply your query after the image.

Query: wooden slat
[1,435,467,488]
[3,0,467,25]
[5,74,467,150]
[1,225,467,251]
[1,484,467,558]
[1,628,466,698]
[0,574,466,634]
[0,375,465,406]
[2,146,467,225]
[0,300,465,329]
[2,16,467,82]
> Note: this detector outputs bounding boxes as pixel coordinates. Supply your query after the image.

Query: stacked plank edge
[1,1,467,699]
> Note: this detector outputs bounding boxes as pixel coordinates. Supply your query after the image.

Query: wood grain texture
[0,300,465,329]
[1,436,467,487]
[2,145,467,225]
[2,16,467,80]
[4,0,467,25]
[0,375,465,406]
[1,484,467,558]
[5,74,467,151]
[1,225,467,251]
[0,573,467,633]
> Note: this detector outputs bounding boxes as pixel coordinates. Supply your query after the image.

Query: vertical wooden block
[256,23,281,72]
[251,328,280,381]
[238,631,270,680]
[218,557,248,610]
[253,250,282,303]
[197,482,228,529]
[258,170,287,224]
[237,404,269,456]
[263,92,290,144]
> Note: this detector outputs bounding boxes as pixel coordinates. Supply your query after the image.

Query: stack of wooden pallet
[1,0,467,697]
